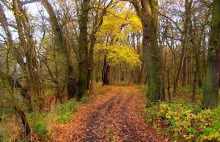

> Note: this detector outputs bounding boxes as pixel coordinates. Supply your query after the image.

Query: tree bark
[102,55,110,85]
[130,0,162,106]
[14,106,31,138]
[202,0,220,109]
[78,0,90,101]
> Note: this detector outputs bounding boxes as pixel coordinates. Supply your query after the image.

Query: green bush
[32,122,50,140]
[145,103,220,141]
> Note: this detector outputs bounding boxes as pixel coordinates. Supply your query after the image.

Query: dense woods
[0,0,219,141]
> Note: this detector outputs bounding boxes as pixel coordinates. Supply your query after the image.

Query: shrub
[145,103,220,141]
[32,122,50,140]
[80,97,88,103]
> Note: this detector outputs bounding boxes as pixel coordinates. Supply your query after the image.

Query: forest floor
[51,86,170,142]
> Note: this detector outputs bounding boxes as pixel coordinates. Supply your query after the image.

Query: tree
[77,0,90,100]
[202,0,220,109]
[87,0,113,89]
[40,0,77,101]
[127,0,162,106]
[2,0,42,111]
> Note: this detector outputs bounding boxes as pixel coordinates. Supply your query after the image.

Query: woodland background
[0,0,219,141]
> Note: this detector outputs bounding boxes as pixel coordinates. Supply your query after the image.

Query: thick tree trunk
[78,0,90,101]
[67,66,77,99]
[202,0,220,109]
[142,0,162,105]
[131,0,162,105]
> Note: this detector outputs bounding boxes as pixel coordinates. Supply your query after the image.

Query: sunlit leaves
[94,43,141,69]
[107,44,141,69]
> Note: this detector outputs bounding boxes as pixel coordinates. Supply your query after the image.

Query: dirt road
[53,86,169,142]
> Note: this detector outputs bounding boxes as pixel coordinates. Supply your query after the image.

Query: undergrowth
[27,101,78,140]
[145,103,220,141]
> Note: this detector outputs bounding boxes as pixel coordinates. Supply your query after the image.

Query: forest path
[52,86,169,142]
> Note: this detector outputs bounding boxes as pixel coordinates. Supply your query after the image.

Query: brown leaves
[52,86,170,142]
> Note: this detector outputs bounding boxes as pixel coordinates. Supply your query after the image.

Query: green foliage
[56,113,72,123]
[145,103,220,141]
[139,85,148,93]
[80,97,88,103]
[0,130,9,141]
[32,122,50,140]
[180,86,192,93]
[55,102,78,115]
[55,102,78,123]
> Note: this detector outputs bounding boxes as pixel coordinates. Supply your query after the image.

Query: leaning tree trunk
[14,106,31,138]
[13,0,42,111]
[0,4,32,112]
[202,0,220,109]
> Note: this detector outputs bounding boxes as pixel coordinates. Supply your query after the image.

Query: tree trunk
[173,0,192,96]
[0,4,32,112]
[130,0,162,105]
[14,107,31,138]
[13,0,42,111]
[87,35,95,89]
[78,0,90,101]
[102,55,110,85]
[202,0,220,109]
[41,0,77,100]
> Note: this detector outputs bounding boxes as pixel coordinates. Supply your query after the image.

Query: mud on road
[53,86,169,142]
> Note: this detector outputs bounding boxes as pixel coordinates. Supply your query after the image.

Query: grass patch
[32,122,50,140]
[55,102,78,115]
[27,101,78,139]
[139,85,148,93]
[54,101,78,123]
[0,130,10,141]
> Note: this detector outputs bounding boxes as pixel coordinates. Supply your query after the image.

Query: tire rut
[84,93,123,142]
[53,86,170,142]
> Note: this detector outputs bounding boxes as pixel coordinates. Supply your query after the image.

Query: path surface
[52,86,170,142]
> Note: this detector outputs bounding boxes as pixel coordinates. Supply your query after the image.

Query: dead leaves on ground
[52,86,170,142]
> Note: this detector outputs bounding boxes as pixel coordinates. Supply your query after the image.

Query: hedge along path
[52,86,170,142]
